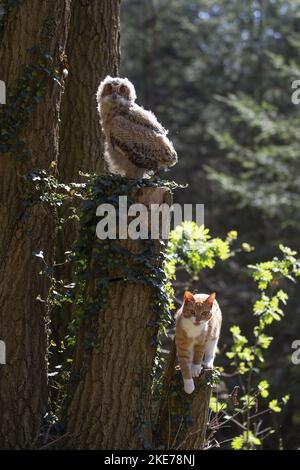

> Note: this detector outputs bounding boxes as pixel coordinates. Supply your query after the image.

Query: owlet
[96,76,178,179]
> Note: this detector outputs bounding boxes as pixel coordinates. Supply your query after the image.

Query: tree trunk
[156,341,212,450]
[0,0,71,449]
[59,0,121,180]
[51,0,121,361]
[64,184,172,449]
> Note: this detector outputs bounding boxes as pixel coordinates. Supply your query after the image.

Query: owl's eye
[119,85,127,96]
[104,84,113,95]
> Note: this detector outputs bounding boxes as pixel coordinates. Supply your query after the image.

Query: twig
[38,432,71,450]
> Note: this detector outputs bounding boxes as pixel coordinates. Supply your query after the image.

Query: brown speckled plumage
[96,76,178,178]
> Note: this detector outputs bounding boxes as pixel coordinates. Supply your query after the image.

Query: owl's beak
[111,91,118,100]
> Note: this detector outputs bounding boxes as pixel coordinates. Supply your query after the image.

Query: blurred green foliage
[121,0,300,448]
[165,222,299,448]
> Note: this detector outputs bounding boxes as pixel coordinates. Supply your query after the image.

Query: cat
[175,291,222,394]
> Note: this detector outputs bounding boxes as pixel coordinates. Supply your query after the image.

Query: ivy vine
[0,47,62,162]
[71,175,180,345]
[28,171,181,361]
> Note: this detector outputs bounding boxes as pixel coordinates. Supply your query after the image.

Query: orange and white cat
[175,291,222,394]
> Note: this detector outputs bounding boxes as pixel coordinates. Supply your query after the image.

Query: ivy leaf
[33,250,44,259]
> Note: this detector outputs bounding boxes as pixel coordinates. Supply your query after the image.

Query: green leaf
[241,394,256,409]
[231,435,244,450]
[209,396,227,413]
[282,395,290,405]
[257,334,273,349]
[258,380,269,398]
[232,431,261,450]
[269,399,282,413]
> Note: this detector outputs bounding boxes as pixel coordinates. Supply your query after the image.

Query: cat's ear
[183,291,195,303]
[205,292,216,307]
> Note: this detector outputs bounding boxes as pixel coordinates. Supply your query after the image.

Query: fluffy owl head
[96,76,137,107]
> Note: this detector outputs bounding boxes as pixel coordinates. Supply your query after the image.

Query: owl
[96,76,178,179]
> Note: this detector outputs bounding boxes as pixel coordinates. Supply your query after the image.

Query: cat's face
[182,291,216,325]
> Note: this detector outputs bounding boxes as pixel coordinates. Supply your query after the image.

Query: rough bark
[156,341,212,450]
[64,186,172,449]
[0,0,71,448]
[51,0,121,360]
[59,0,121,180]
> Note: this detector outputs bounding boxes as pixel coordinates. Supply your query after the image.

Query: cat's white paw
[183,379,195,394]
[192,364,202,377]
[202,360,214,369]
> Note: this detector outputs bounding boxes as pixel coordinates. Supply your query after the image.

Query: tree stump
[64,182,172,449]
[156,341,212,450]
